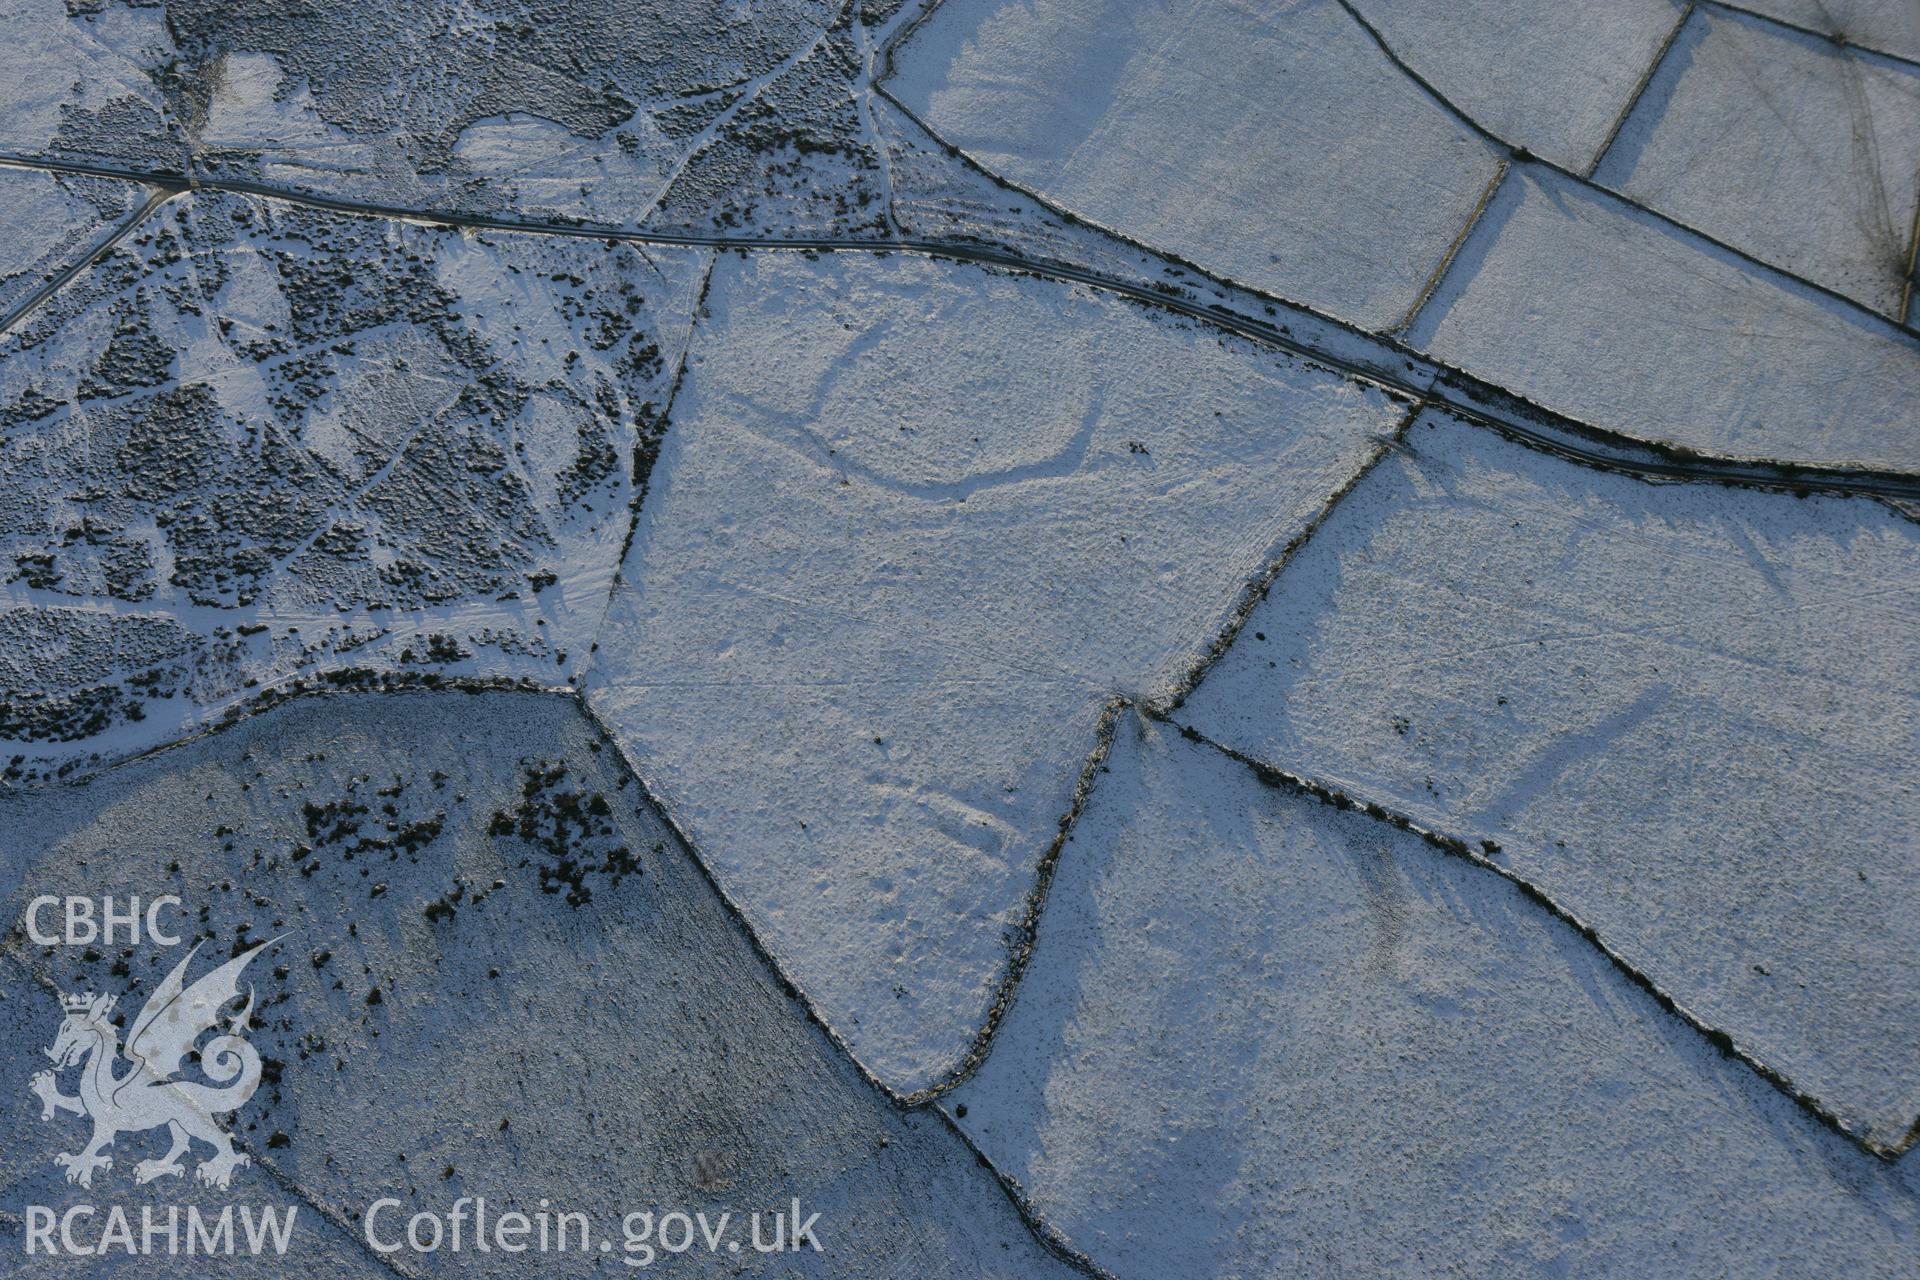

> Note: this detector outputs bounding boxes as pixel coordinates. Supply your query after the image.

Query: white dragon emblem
[30,939,278,1190]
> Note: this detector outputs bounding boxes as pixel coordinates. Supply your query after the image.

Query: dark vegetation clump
[487,759,643,907]
[295,775,446,872]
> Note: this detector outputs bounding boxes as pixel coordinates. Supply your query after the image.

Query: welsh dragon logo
[30,940,278,1190]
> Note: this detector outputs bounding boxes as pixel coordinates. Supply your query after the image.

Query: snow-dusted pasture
[1408,166,1920,472]
[1,1,1916,1275]
[1593,6,1920,318]
[885,0,1503,330]
[949,715,1920,1278]
[1347,0,1688,172]
[0,691,1075,1278]
[587,249,1403,1092]
[1179,409,1920,1149]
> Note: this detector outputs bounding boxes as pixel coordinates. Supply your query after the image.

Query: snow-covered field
[2,691,1073,1277]
[887,0,1504,330]
[949,714,1920,1278]
[1,1,1915,1276]
[1406,165,1920,471]
[586,248,1402,1092]
[1592,5,1920,318]
[1179,408,1920,1151]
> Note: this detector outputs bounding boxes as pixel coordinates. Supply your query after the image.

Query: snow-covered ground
[886,0,1504,330]
[0,190,706,778]
[0,0,918,239]
[1735,0,1920,63]
[885,0,1920,467]
[1343,0,1688,172]
[586,248,1403,1092]
[0,166,147,325]
[948,714,1920,1278]
[1,691,1075,1277]
[1406,165,1920,471]
[1593,6,1920,319]
[1,2,1916,1276]
[1177,408,1920,1151]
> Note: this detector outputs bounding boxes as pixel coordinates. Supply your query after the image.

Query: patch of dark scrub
[0,684,144,743]
[397,633,471,665]
[487,759,647,907]
[295,774,447,874]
